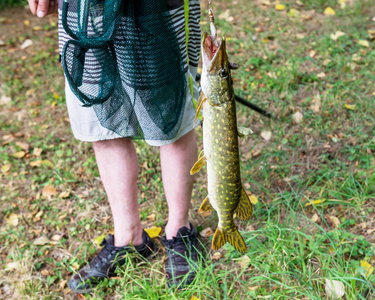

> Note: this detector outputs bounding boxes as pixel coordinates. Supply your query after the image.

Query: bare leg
[93,138,143,247]
[160,130,197,239]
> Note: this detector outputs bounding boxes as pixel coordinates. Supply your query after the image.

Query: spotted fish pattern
[191,32,253,253]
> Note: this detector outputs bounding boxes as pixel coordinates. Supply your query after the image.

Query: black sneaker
[161,224,200,288]
[68,230,157,294]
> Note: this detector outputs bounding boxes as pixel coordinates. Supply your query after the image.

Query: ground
[0,0,374,299]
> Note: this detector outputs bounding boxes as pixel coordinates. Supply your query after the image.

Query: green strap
[184,0,199,115]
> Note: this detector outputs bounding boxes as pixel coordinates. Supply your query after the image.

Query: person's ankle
[114,225,144,247]
[165,220,191,239]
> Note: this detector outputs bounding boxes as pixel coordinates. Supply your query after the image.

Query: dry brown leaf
[211,252,223,260]
[40,269,49,276]
[248,286,259,291]
[15,141,30,151]
[261,131,272,141]
[59,191,70,198]
[30,160,42,167]
[5,213,19,226]
[325,279,345,298]
[52,234,62,241]
[42,185,57,198]
[328,215,341,228]
[33,210,44,222]
[200,227,215,238]
[58,280,67,289]
[292,111,303,124]
[33,236,50,245]
[146,213,156,221]
[311,213,320,223]
[237,255,251,268]
[33,147,43,157]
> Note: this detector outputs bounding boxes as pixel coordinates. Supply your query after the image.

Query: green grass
[0,0,374,299]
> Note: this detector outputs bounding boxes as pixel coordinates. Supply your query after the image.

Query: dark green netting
[61,0,186,140]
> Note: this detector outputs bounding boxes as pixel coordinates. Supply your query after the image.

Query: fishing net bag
[61,0,187,140]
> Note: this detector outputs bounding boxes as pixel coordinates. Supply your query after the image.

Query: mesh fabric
[61,0,187,140]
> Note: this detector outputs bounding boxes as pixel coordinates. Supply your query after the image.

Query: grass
[0,0,374,299]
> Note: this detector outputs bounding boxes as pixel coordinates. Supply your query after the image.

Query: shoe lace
[90,239,117,267]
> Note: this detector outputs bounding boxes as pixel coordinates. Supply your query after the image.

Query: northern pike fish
[191,7,253,253]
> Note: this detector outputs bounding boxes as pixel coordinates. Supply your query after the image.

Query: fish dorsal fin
[235,188,253,220]
[212,227,247,253]
[199,196,213,213]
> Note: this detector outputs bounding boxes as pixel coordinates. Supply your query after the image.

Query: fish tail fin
[235,187,253,220]
[212,227,247,253]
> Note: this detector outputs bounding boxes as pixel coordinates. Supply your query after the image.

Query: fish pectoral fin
[237,126,253,137]
[194,93,207,125]
[235,188,254,220]
[199,196,213,213]
[190,155,206,175]
[212,228,247,253]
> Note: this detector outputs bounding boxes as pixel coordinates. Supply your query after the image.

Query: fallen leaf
[41,160,54,168]
[324,7,336,16]
[328,215,341,228]
[5,261,21,270]
[261,0,271,5]
[94,234,107,246]
[309,50,316,58]
[261,131,272,141]
[1,163,11,174]
[304,199,326,207]
[42,185,57,198]
[338,0,346,8]
[33,210,44,222]
[12,151,26,158]
[15,141,30,151]
[218,10,234,22]
[58,280,67,289]
[71,262,80,271]
[317,72,326,79]
[325,279,345,298]
[249,195,258,205]
[20,39,33,49]
[30,160,42,167]
[360,260,374,276]
[331,31,345,41]
[33,148,43,157]
[59,191,70,198]
[358,40,370,47]
[144,226,162,238]
[275,4,286,11]
[32,26,43,31]
[200,227,214,238]
[237,255,251,268]
[345,104,356,110]
[24,20,30,26]
[0,94,11,105]
[146,213,156,221]
[310,100,321,114]
[52,235,62,241]
[190,296,201,300]
[33,236,50,245]
[292,111,303,124]
[296,33,305,39]
[211,252,223,260]
[288,8,299,17]
[5,213,19,226]
[40,269,49,276]
[311,213,320,223]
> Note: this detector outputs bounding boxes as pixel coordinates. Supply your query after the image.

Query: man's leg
[159,129,197,237]
[93,138,143,246]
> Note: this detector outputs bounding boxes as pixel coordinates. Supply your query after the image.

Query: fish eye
[219,68,228,78]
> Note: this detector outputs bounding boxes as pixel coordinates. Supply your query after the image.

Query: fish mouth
[202,32,225,73]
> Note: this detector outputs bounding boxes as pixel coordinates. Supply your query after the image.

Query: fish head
[201,32,234,105]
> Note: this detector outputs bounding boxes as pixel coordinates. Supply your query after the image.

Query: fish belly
[203,98,242,229]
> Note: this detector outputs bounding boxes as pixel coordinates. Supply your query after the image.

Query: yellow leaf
[288,8,299,17]
[250,195,258,205]
[361,261,374,276]
[338,0,346,8]
[144,226,162,238]
[53,92,59,99]
[71,262,80,271]
[275,4,286,11]
[190,296,201,300]
[1,163,11,173]
[42,184,57,198]
[42,160,54,168]
[59,191,70,198]
[12,151,26,158]
[32,26,43,31]
[358,40,370,47]
[345,104,356,110]
[30,160,42,167]
[304,199,326,207]
[324,7,336,15]
[94,234,107,246]
[5,213,19,226]
[24,20,30,26]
